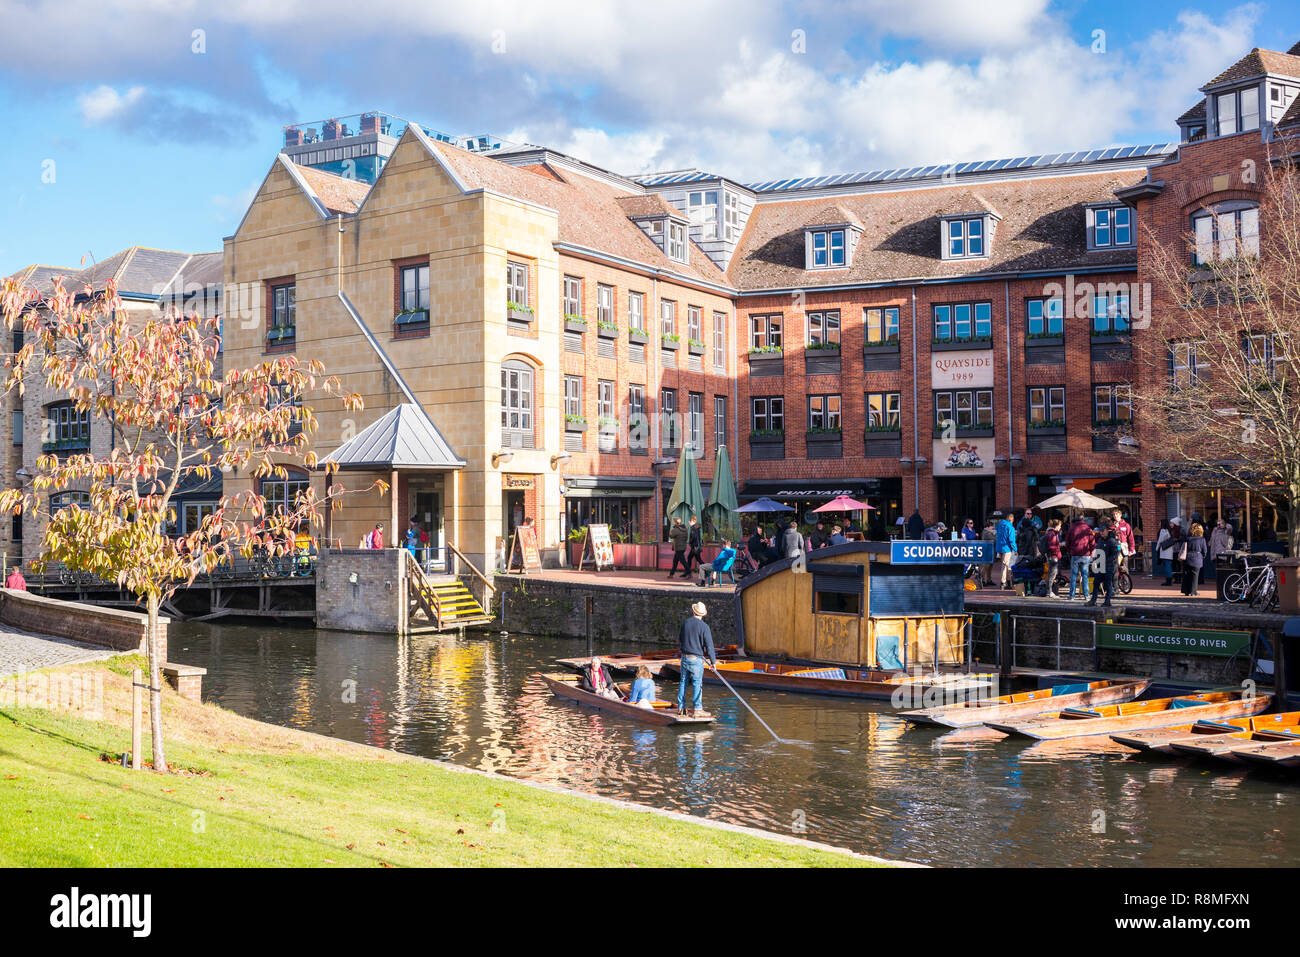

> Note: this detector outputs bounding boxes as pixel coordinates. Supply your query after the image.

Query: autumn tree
[0,276,372,772]
[1133,146,1300,554]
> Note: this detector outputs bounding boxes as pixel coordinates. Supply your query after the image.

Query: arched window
[260,467,310,517]
[500,359,535,448]
[1192,202,1259,265]
[49,490,91,515]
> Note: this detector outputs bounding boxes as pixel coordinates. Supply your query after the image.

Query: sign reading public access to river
[890,541,994,564]
[1096,623,1251,658]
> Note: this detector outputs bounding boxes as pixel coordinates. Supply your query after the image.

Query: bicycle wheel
[1222,572,1248,603]
[1116,569,1132,595]
[1252,573,1276,611]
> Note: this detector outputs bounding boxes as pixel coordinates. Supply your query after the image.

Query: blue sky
[1,0,1298,276]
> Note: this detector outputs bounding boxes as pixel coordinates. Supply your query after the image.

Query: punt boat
[660,659,997,703]
[540,673,715,727]
[1110,710,1300,754]
[555,646,739,677]
[1230,738,1300,768]
[985,690,1273,741]
[899,678,1151,729]
[1165,712,1300,761]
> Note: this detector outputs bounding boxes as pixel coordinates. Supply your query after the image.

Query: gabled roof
[6,264,77,297]
[1204,48,1300,89]
[294,164,370,215]
[930,191,1001,220]
[157,251,224,299]
[615,194,689,221]
[806,204,865,231]
[729,169,1145,291]
[10,248,195,300]
[1177,99,1207,125]
[323,403,464,471]
[1280,97,1300,130]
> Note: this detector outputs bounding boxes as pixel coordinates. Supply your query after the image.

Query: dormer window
[1088,205,1134,250]
[667,221,688,263]
[1216,87,1260,136]
[810,229,846,268]
[946,218,985,259]
[688,190,719,240]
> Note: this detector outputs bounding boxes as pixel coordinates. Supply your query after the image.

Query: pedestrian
[782,521,803,563]
[1181,522,1208,596]
[699,539,737,586]
[980,518,997,585]
[1016,508,1040,560]
[685,516,704,574]
[1065,514,1095,600]
[1154,519,1174,584]
[5,565,27,591]
[1042,517,1063,598]
[677,601,717,717]
[1208,518,1234,565]
[906,509,925,540]
[667,517,690,579]
[1087,523,1120,607]
[1110,508,1136,573]
[811,521,829,550]
[626,665,657,710]
[960,518,979,542]
[995,511,1018,588]
[365,523,385,549]
[747,524,772,566]
[829,524,848,546]
[923,522,941,541]
[1168,518,1185,582]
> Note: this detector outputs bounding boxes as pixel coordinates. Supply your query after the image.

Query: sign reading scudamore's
[930,350,994,389]
[890,541,994,564]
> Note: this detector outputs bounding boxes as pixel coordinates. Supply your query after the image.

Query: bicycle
[1250,564,1278,611]
[1222,555,1273,603]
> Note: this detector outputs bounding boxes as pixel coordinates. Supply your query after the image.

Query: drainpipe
[1004,280,1014,511]
[911,287,919,510]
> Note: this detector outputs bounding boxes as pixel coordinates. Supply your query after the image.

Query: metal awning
[321,403,465,471]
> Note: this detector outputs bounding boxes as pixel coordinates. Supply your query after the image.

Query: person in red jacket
[1064,515,1095,601]
[1041,517,1063,598]
[4,566,27,591]
[1110,508,1136,571]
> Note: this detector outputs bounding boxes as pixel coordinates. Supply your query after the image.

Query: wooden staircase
[406,551,494,631]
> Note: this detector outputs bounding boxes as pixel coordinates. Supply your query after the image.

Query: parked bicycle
[1222,554,1276,607]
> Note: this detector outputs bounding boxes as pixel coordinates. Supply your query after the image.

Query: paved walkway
[0,624,117,677]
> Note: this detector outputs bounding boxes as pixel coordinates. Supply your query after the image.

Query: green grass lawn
[0,659,879,867]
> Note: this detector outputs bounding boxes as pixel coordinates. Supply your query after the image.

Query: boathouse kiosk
[733,540,989,670]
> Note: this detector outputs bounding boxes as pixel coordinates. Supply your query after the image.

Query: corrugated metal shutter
[869,569,964,614]
[811,562,864,596]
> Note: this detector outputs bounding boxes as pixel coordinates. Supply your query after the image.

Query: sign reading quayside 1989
[891,541,994,564]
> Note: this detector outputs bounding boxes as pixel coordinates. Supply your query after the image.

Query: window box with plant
[864,422,902,439]
[661,333,681,350]
[1026,330,1064,345]
[628,326,648,344]
[749,428,785,444]
[508,301,534,322]
[266,325,295,345]
[805,425,842,459]
[1027,418,1066,435]
[564,314,588,334]
[932,333,993,351]
[597,320,619,339]
[863,336,899,355]
[933,422,995,438]
[564,414,588,433]
[806,340,840,356]
[42,437,90,454]
[747,345,785,377]
[394,309,430,337]
[687,337,706,355]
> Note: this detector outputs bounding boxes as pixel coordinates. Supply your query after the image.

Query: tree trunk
[146,591,167,773]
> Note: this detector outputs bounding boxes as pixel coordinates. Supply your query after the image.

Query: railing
[448,541,495,594]
[15,552,316,591]
[1010,614,1097,671]
[405,550,443,629]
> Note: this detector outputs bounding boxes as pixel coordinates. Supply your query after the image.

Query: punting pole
[708,662,785,744]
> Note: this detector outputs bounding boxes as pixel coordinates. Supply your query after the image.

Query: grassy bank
[0,658,879,867]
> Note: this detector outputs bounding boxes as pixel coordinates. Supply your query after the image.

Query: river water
[172,621,1299,866]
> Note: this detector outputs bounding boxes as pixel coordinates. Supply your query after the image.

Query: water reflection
[176,622,1300,867]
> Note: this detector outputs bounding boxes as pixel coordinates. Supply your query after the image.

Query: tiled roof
[6,264,78,296]
[1280,97,1300,129]
[295,164,370,215]
[728,169,1146,290]
[614,193,689,221]
[929,191,1001,219]
[426,138,730,287]
[1205,48,1300,87]
[13,248,192,298]
[808,204,865,230]
[1177,99,1206,124]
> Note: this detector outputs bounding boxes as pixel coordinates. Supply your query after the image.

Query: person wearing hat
[676,601,717,717]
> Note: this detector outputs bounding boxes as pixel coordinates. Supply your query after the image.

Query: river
[171,621,1300,866]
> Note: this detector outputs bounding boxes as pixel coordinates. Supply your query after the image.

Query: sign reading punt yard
[890,541,994,565]
[1096,623,1251,658]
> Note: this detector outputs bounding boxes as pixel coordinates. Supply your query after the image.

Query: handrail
[404,550,443,629]
[448,541,495,593]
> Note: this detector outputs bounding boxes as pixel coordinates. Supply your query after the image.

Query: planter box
[749,434,785,461]
[661,337,680,351]
[1027,424,1066,436]
[565,419,588,433]
[1026,335,1064,346]
[612,543,657,569]
[687,341,706,356]
[748,353,785,377]
[508,306,534,322]
[932,339,992,352]
[862,343,900,355]
[805,434,843,459]
[564,318,588,334]
[935,427,995,439]
[597,323,619,339]
[628,328,648,344]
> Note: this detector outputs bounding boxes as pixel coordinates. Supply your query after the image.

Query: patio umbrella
[704,445,740,541]
[734,496,794,513]
[812,495,874,513]
[1035,487,1119,512]
[664,450,704,524]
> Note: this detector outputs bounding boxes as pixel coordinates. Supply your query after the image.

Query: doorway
[410,488,442,569]
[935,477,994,532]
[503,490,525,542]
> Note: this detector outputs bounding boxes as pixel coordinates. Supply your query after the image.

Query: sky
[1,0,1298,276]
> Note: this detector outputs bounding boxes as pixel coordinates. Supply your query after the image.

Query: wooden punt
[1230,738,1300,768]
[1165,712,1300,761]
[899,678,1151,729]
[541,673,715,727]
[986,690,1274,741]
[660,658,997,702]
[555,647,740,677]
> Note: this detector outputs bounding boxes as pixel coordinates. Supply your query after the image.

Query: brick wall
[315,547,407,633]
[0,587,167,660]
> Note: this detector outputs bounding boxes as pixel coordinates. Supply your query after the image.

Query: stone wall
[0,587,166,660]
[495,574,737,647]
[315,547,407,634]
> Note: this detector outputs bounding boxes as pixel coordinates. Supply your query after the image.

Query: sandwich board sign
[579,523,615,571]
[508,524,542,573]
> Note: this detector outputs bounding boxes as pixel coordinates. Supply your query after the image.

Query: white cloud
[77,84,146,123]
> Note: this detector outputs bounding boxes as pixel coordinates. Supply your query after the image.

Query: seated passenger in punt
[580,656,619,699]
[626,665,657,709]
